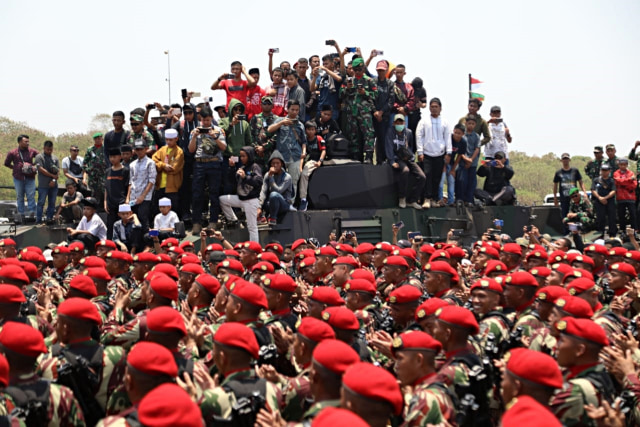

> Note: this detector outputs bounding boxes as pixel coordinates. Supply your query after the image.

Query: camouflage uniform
[593,309,626,341]
[474,311,511,355]
[83,144,108,203]
[550,364,616,426]
[339,75,378,159]
[38,340,126,411]
[286,399,340,426]
[91,294,113,323]
[511,305,543,338]
[198,369,279,424]
[354,302,381,330]
[527,326,557,356]
[250,112,277,172]
[100,308,149,351]
[401,380,456,426]
[584,158,603,189]
[128,130,155,150]
[562,197,594,229]
[275,367,311,421]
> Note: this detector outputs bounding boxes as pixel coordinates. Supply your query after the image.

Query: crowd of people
[5,41,519,244]
[0,218,634,425]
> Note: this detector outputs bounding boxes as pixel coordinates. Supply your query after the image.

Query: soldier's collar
[566,362,600,380]
[413,372,437,387]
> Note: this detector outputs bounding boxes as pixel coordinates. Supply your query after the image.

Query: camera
[237,114,248,121]
[146,103,155,110]
[198,127,210,134]
[227,73,235,80]
[374,49,384,55]
[347,77,354,85]
[269,48,279,54]
[345,231,355,240]
[451,228,463,237]
[205,228,215,237]
[357,83,363,89]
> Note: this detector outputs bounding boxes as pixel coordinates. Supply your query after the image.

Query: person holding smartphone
[475,151,515,206]
[485,105,512,165]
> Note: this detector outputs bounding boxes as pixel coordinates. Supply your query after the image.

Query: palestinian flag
[469,75,484,101]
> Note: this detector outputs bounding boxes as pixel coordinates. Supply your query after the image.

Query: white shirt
[154,211,179,230]
[77,214,107,240]
[485,122,509,159]
[416,115,452,157]
[62,156,84,179]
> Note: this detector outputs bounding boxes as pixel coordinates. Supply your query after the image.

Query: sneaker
[422,200,431,209]
[398,198,407,208]
[192,223,202,235]
[299,199,308,212]
[257,215,267,225]
[409,202,422,210]
[289,205,297,212]
[268,218,277,226]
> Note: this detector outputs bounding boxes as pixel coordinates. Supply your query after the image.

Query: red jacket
[614,168,637,201]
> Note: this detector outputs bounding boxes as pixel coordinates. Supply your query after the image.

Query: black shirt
[553,167,583,198]
[105,166,130,207]
[104,130,131,163]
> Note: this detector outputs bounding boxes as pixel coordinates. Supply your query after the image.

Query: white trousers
[219,195,261,242]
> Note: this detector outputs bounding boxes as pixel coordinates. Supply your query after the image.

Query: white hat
[165,128,178,139]
[119,204,132,213]
[159,197,171,207]
[43,249,53,262]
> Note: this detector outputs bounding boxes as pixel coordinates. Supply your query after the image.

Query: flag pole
[468,73,471,99]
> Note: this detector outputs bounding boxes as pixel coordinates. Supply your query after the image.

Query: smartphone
[452,229,464,237]
[205,228,215,237]
[325,40,335,46]
[568,223,578,232]
[487,228,501,234]
[237,114,248,121]
[374,50,384,55]
[191,91,201,97]
[230,156,239,163]
[345,231,355,239]
[181,88,188,98]
[346,47,357,53]
[227,73,235,79]
[269,48,279,54]
[146,103,155,110]
[490,160,498,167]
[493,219,504,227]
[149,229,159,237]
[494,118,503,123]
[407,231,421,240]
[525,225,533,232]
[198,127,210,133]
[394,221,404,229]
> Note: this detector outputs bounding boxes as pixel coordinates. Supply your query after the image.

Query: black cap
[82,197,99,209]
[183,103,195,111]
[120,145,133,153]
[208,251,226,263]
[490,106,501,113]
[213,105,226,113]
[494,151,505,159]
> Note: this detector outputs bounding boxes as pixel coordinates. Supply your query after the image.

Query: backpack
[5,380,51,427]
[214,378,267,427]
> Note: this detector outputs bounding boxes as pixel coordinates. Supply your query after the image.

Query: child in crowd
[299,121,326,212]
[439,124,466,206]
[459,115,481,205]
[104,148,130,239]
[55,180,83,224]
[113,203,142,254]
[314,105,341,139]
[152,197,180,241]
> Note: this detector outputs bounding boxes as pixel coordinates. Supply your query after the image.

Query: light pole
[164,50,171,104]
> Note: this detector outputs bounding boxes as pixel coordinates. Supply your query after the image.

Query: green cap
[92,132,103,139]
[606,143,615,150]
[131,114,144,123]
[352,58,364,67]
[261,96,273,105]
[569,187,579,196]
[593,146,603,153]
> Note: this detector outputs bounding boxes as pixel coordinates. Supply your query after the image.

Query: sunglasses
[131,122,142,126]
[70,149,79,152]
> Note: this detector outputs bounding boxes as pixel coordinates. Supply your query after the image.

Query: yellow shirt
[159,147,173,189]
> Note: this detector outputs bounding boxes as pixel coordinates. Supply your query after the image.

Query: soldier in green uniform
[562,187,594,230]
[422,261,463,305]
[344,278,379,330]
[39,298,126,423]
[250,96,278,172]
[127,114,156,153]
[339,57,378,163]
[503,271,543,338]
[469,278,511,352]
[83,132,108,210]
[584,145,604,191]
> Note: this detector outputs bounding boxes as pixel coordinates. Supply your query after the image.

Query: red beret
[20,262,38,281]
[262,273,296,293]
[415,298,449,320]
[483,260,507,275]
[0,258,20,267]
[551,263,573,277]
[79,256,107,268]
[383,255,409,269]
[312,407,368,427]
[19,250,46,264]
[297,249,315,261]
[505,348,563,389]
[0,265,29,284]
[374,242,393,253]
[391,330,442,356]
[505,271,538,287]
[584,244,608,256]
[69,275,98,298]
[157,253,172,264]
[241,241,263,254]
[152,263,179,280]
[0,285,26,303]
[610,262,637,278]
[214,322,259,359]
[291,239,307,251]
[501,395,562,427]
[257,252,280,267]
[68,241,85,253]
[343,362,403,415]
[309,287,344,306]
[350,268,375,284]
[0,354,8,387]
[351,243,372,255]
[315,246,338,258]
[179,241,195,250]
[106,250,133,264]
[128,342,178,377]
[389,286,422,304]
[96,239,117,249]
[572,254,595,267]
[535,285,569,303]
[556,317,608,347]
[566,278,596,295]
[195,274,221,296]
[435,306,479,334]
[52,246,70,255]
[229,279,268,309]
[58,298,101,325]
[548,250,567,264]
[428,250,450,262]
[420,244,435,255]
[133,252,161,263]
[344,278,376,295]
[298,257,316,270]
[167,246,184,256]
[83,268,111,282]
[529,266,551,278]
[525,249,548,261]
[423,260,456,276]
[312,339,359,374]
[160,238,179,248]
[21,246,42,255]
[298,317,336,343]
[149,273,179,301]
[251,261,275,274]
[470,278,503,294]
[555,296,593,319]
[180,263,204,275]
[561,268,592,284]
[502,243,522,256]
[478,246,499,259]
[265,243,283,255]
[333,256,359,268]
[147,307,186,336]
[335,244,355,254]
[626,251,640,263]
[322,307,360,331]
[0,321,47,357]
[138,383,202,427]
[179,254,201,266]
[218,259,245,274]
[0,239,16,247]
[609,247,628,257]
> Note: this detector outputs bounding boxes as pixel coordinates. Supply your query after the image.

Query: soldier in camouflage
[83,132,108,210]
[584,146,604,190]
[250,96,278,172]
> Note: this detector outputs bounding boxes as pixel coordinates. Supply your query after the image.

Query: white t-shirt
[77,214,107,240]
[62,156,84,179]
[154,211,179,230]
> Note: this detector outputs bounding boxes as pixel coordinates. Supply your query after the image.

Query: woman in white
[219,146,264,242]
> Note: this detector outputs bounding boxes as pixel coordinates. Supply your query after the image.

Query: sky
[1,0,639,157]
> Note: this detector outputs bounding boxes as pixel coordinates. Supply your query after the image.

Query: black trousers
[395,160,426,203]
[594,198,617,237]
[618,200,636,231]
[132,200,152,233]
[373,117,390,165]
[421,155,445,200]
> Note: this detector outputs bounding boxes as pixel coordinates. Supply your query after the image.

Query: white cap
[165,128,178,139]
[119,204,132,213]
[159,197,171,207]
[43,249,53,262]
